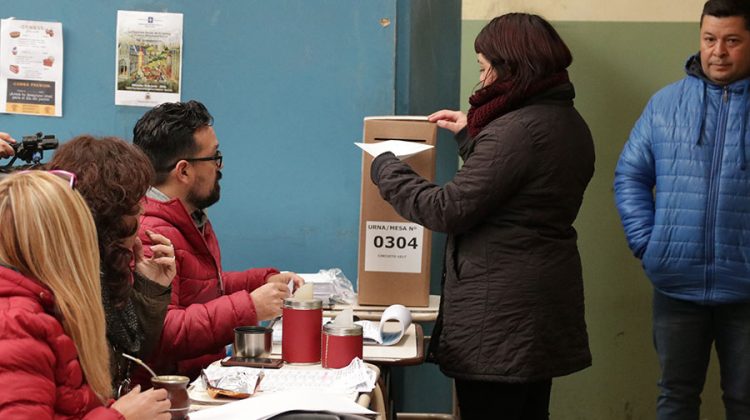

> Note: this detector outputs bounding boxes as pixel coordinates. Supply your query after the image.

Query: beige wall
[463,0,705,21]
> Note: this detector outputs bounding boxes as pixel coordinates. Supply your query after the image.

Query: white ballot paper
[355,140,433,160]
[355,304,412,345]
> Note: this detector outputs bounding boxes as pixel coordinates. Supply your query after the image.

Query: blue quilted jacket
[615,54,750,304]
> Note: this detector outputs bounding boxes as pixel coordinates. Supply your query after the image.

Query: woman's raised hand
[134,230,176,287]
[428,110,467,134]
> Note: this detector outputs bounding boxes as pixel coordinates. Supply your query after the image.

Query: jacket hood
[685,53,750,169]
[0,265,55,311]
[685,53,712,83]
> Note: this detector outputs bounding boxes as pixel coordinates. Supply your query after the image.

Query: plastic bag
[321,268,356,305]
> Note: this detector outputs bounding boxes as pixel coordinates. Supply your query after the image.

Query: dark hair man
[615,1,750,418]
[133,100,302,380]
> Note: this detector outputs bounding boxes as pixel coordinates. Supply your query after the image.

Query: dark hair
[702,0,750,30]
[474,13,572,101]
[47,135,154,308]
[132,100,214,184]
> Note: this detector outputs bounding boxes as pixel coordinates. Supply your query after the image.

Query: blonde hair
[0,172,111,400]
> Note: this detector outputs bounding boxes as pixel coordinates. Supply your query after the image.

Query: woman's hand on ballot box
[428,109,467,134]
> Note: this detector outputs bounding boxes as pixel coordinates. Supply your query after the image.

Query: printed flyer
[0,18,63,117]
[115,10,182,107]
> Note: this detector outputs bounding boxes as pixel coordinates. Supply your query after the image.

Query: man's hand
[428,109,467,134]
[0,132,16,158]
[267,271,304,292]
[251,282,291,321]
[134,230,176,287]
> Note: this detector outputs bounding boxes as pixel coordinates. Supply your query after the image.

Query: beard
[187,171,222,210]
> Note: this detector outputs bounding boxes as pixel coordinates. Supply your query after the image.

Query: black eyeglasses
[166,150,223,170]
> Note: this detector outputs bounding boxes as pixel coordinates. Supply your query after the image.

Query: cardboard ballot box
[357,116,437,307]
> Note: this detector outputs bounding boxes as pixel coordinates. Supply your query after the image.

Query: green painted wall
[456,20,725,419]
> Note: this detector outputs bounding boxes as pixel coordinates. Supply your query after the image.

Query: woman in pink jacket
[0,171,170,419]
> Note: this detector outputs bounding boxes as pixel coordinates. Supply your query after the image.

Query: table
[323,298,440,420]
[326,296,458,419]
[261,295,442,419]
[268,321,426,419]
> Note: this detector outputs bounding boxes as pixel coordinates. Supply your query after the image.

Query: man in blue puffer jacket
[615,0,750,418]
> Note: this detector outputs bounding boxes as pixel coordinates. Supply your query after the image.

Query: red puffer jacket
[137,196,278,380]
[0,265,124,419]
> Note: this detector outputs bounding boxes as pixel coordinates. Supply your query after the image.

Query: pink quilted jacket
[0,265,124,419]
[137,196,278,381]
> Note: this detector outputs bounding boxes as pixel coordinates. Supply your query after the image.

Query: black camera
[1,132,58,170]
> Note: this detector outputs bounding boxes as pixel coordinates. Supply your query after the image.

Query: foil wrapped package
[200,368,263,399]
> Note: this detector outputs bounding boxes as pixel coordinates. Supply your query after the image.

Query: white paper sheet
[355,139,433,159]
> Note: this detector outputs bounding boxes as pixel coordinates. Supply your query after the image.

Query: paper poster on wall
[115,10,182,107]
[364,221,424,273]
[0,18,63,117]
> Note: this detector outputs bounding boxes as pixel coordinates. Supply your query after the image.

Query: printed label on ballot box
[364,221,423,273]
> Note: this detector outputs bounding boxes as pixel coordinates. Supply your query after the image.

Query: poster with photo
[115,10,182,107]
[0,18,63,117]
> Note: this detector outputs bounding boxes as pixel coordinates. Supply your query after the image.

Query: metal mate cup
[234,325,273,358]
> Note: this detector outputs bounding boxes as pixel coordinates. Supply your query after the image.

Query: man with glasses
[132,100,303,381]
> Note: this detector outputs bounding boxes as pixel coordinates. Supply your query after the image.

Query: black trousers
[454,378,552,420]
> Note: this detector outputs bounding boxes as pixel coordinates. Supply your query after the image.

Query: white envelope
[355,140,433,159]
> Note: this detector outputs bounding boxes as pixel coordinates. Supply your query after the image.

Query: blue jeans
[653,290,750,420]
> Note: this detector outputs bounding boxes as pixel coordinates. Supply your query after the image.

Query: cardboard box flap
[364,115,429,122]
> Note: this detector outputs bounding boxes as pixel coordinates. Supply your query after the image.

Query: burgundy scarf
[466,71,570,138]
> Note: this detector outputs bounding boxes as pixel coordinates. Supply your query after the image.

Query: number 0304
[372,235,418,249]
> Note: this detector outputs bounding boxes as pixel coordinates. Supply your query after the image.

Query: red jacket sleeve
[156,289,258,360]
[223,268,278,294]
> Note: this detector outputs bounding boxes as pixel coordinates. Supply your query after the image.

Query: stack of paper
[299,272,335,302]
[189,359,377,420]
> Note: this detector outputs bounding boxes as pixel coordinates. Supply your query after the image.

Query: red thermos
[321,322,363,369]
[282,298,322,364]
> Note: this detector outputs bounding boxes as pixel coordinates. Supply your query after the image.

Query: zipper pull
[724,87,729,103]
